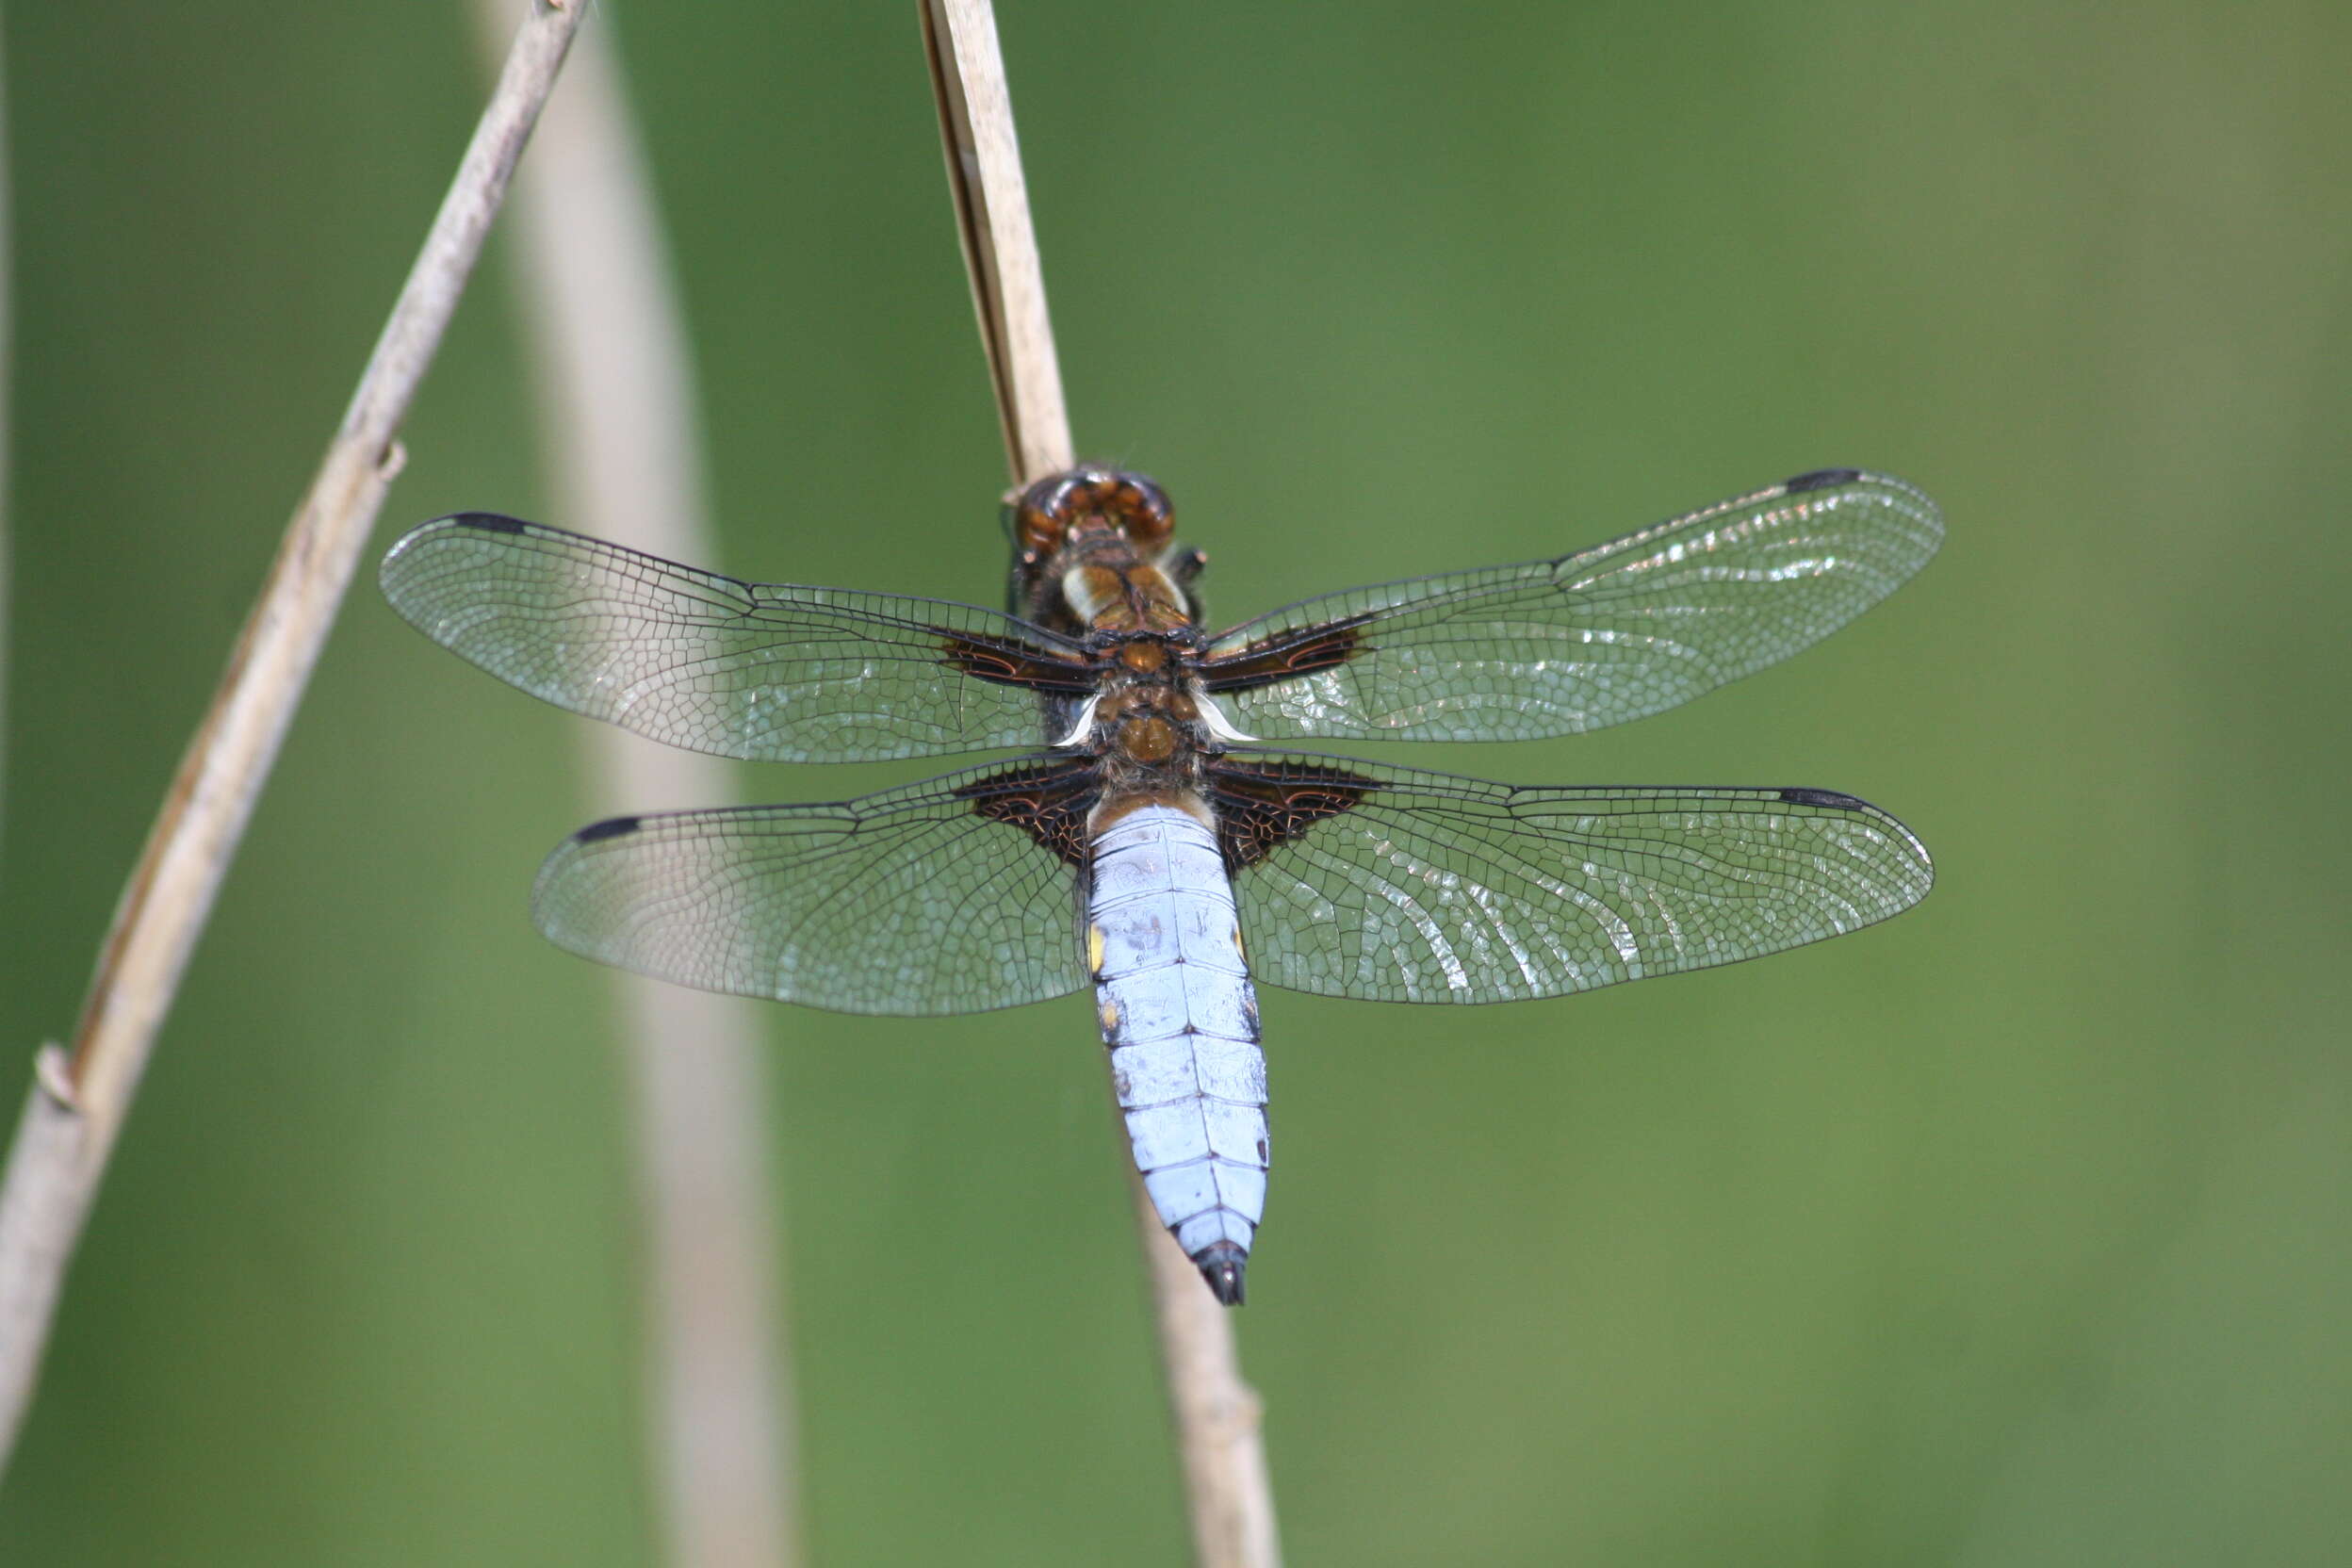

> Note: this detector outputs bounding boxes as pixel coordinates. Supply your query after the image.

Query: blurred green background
[5,2,2349,1562]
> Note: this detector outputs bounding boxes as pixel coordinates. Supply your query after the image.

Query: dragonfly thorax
[1061,557,1191,635]
[1062,629,1237,776]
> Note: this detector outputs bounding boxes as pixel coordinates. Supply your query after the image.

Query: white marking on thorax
[1193,688,1256,743]
[1061,566,1110,622]
[1050,694,1101,749]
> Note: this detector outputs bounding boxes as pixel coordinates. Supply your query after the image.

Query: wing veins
[381,515,1086,760]
[1202,473,1940,743]
[1224,753,1931,1004]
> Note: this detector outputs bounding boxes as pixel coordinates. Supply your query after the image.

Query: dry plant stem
[478,11,804,1565]
[1135,1176,1282,1565]
[0,0,590,1472]
[921,0,1073,478]
[922,5,1282,1564]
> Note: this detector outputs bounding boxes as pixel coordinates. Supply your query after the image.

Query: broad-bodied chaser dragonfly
[381,466,1938,1304]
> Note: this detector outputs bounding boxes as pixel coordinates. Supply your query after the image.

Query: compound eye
[1010,470,1085,554]
[1110,475,1174,548]
[1013,504,1061,556]
[1010,467,1173,550]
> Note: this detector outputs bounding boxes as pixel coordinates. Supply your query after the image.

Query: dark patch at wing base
[1209,756,1380,872]
[1200,619,1365,693]
[939,632,1095,692]
[955,760,1099,867]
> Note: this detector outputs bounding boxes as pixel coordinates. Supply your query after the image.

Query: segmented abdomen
[1089,802,1267,1304]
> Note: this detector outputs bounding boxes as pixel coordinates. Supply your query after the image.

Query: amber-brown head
[1006,466,1195,636]
[1010,466,1175,559]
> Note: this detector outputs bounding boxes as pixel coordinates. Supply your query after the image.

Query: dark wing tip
[1775,786,1936,899]
[443,511,533,535]
[379,513,536,587]
[1777,786,1867,809]
[572,814,644,844]
[1782,467,1864,495]
[1194,1243,1249,1306]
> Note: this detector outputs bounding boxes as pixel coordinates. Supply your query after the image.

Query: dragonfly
[380,466,1939,1305]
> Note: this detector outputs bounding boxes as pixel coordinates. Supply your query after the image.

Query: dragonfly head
[1009,466,1174,556]
[1007,466,1196,634]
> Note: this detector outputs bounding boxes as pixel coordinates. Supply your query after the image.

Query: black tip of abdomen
[1194,1242,1248,1306]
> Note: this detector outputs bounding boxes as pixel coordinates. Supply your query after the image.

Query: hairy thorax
[1007,467,1240,828]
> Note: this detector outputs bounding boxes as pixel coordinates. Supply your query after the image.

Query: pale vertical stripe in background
[466,11,803,1566]
[0,8,13,828]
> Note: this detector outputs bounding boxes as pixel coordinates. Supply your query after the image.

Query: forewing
[1213,754,1932,1004]
[380,515,1088,761]
[533,760,1095,1015]
[1203,471,1940,743]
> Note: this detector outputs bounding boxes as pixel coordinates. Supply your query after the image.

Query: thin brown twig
[920,5,1282,1564]
[0,0,591,1473]
[475,11,804,1564]
[922,0,1071,480]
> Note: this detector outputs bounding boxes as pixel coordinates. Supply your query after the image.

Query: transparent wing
[532,760,1095,1016]
[1214,753,1932,1004]
[1202,470,1940,743]
[380,515,1088,762]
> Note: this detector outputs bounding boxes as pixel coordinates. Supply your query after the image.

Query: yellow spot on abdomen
[1087,924,1106,975]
